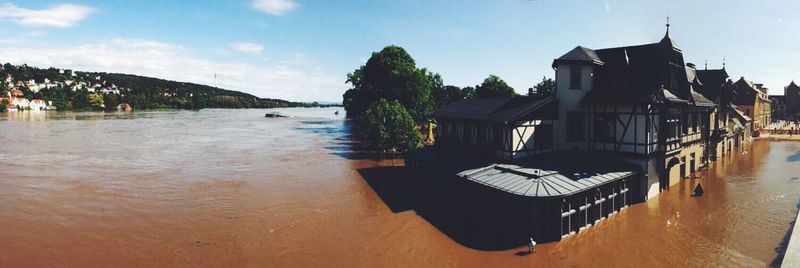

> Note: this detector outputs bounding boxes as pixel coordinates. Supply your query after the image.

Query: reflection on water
[0,109,798,267]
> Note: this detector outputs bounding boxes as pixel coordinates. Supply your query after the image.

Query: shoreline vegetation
[0,63,339,112]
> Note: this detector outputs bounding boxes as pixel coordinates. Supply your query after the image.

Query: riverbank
[757,133,800,141]
[783,208,800,267]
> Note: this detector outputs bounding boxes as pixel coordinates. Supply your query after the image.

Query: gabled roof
[431,95,555,124]
[551,46,604,68]
[695,68,729,102]
[787,81,800,90]
[732,77,761,105]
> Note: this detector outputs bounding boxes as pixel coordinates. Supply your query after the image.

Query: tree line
[343,45,555,155]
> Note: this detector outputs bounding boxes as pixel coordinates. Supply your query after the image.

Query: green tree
[343,45,434,121]
[533,76,556,96]
[461,86,476,99]
[476,75,516,98]
[358,99,420,155]
[88,92,105,110]
[73,90,90,110]
[432,85,465,108]
[0,99,7,112]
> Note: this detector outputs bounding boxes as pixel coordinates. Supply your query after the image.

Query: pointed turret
[659,16,680,50]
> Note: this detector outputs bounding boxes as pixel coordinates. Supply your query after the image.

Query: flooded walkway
[0,109,798,267]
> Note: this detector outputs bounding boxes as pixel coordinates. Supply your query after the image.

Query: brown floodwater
[0,108,799,267]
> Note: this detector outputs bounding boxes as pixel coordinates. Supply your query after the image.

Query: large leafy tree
[343,45,434,121]
[359,99,420,155]
[533,76,556,96]
[476,75,516,98]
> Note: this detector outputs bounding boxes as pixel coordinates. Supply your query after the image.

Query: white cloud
[230,42,264,54]
[0,3,94,28]
[603,0,611,11]
[0,39,344,102]
[252,0,298,16]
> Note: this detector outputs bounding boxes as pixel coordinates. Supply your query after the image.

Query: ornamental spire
[666,15,670,35]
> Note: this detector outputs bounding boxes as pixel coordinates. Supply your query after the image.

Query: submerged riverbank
[0,109,798,267]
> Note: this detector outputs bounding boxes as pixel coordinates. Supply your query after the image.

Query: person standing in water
[528,238,536,254]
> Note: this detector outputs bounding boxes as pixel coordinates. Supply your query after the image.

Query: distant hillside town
[0,63,319,112]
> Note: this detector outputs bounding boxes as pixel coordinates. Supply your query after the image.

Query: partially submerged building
[407,97,639,242]
[695,67,752,158]
[408,28,755,243]
[430,95,556,160]
[731,77,772,132]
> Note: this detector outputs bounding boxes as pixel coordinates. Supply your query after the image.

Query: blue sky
[0,0,798,102]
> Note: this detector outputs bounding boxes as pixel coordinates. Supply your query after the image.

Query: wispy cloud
[0,39,343,102]
[0,3,94,28]
[252,0,298,16]
[603,0,611,11]
[230,42,264,54]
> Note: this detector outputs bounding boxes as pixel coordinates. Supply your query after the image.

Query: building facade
[784,81,800,120]
[407,28,758,243]
[549,32,723,200]
[731,77,772,132]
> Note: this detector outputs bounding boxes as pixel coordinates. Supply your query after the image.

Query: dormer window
[570,66,582,89]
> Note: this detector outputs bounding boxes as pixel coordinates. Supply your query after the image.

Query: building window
[535,124,553,149]
[593,114,615,142]
[566,111,585,141]
[570,66,582,89]
[682,112,689,135]
[666,117,680,140]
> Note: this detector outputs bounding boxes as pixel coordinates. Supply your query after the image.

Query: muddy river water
[0,108,798,267]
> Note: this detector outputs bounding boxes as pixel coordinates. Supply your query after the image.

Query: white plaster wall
[554,64,592,152]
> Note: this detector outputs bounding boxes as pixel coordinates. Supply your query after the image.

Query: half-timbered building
[430,95,556,160]
[550,29,718,200]
[405,27,746,243]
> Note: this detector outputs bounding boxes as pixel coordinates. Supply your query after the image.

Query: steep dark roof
[731,77,760,105]
[581,38,691,105]
[551,46,604,68]
[695,68,729,102]
[431,95,555,124]
[660,33,680,51]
